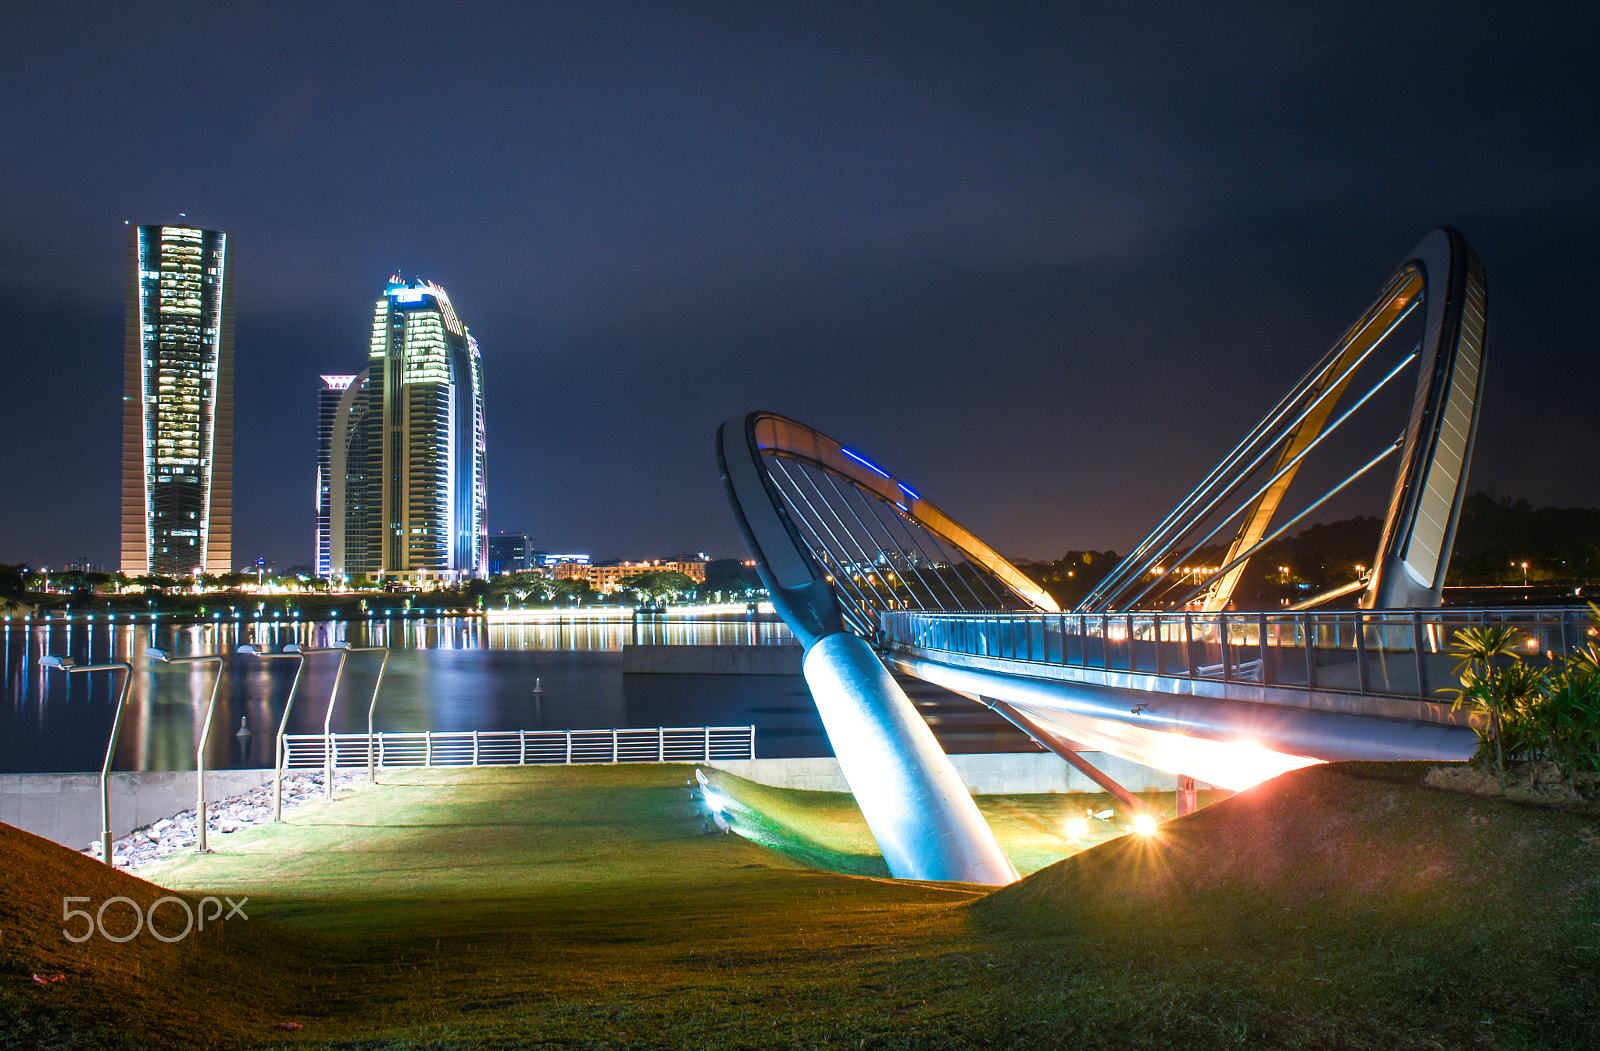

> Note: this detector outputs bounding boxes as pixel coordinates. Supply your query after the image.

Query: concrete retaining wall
[1,770,275,851]
[622,643,804,675]
[710,752,1206,795]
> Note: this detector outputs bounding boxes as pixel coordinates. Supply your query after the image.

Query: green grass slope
[4,762,1596,1049]
[975,761,1600,1048]
[0,820,314,1048]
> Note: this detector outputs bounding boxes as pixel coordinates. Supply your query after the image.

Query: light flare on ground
[1007,702,1323,792]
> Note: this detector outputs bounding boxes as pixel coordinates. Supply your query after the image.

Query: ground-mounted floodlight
[40,655,132,866]
[145,647,226,853]
[236,643,305,821]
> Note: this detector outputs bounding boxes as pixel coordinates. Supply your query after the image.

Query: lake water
[1,612,1030,772]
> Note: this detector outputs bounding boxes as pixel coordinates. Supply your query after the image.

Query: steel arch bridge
[719,228,1507,885]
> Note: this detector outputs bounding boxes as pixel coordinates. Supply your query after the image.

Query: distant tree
[0,564,27,598]
[550,577,595,605]
[620,571,695,603]
[490,571,554,605]
[1028,551,1121,607]
[703,559,761,594]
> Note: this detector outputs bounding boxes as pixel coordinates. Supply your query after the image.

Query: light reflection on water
[2,613,1028,772]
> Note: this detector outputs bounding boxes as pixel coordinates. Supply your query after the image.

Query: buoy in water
[532,677,543,694]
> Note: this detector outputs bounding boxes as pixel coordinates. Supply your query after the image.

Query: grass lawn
[3,762,1598,1049]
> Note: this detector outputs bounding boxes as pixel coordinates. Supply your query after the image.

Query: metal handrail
[282,725,757,770]
[880,606,1594,703]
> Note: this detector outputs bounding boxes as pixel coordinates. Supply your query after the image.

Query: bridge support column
[802,632,1018,885]
[1177,775,1198,817]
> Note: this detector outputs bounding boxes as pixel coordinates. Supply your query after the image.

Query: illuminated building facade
[122,225,233,577]
[315,375,357,577]
[487,532,539,576]
[553,559,707,594]
[327,279,486,584]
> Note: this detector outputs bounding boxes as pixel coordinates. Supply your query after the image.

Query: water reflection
[3,613,1028,773]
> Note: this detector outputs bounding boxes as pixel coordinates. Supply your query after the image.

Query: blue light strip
[897,481,920,501]
[841,447,891,479]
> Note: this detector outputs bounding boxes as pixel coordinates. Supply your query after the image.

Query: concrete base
[622,643,803,674]
[709,751,1211,795]
[1,769,276,851]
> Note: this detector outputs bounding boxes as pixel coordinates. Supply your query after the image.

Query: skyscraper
[122,225,233,577]
[325,279,486,584]
[315,374,357,578]
[487,532,537,576]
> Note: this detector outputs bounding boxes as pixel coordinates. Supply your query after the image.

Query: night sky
[3,2,1597,572]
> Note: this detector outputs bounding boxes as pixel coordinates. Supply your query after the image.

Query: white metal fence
[281,726,756,769]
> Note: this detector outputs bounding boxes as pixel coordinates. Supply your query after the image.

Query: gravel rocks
[83,771,368,870]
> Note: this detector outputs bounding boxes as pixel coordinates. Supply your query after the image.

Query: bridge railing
[281,726,757,770]
[881,608,1594,703]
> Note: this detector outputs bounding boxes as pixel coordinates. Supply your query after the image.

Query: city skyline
[120,224,233,577]
[3,4,1598,571]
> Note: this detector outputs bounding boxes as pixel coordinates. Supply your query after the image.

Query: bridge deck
[879,607,1591,770]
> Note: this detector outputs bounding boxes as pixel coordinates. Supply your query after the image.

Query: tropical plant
[1447,610,1600,779]
[1447,624,1534,774]
[1531,661,1600,773]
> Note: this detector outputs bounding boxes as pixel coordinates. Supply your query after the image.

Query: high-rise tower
[122,225,233,577]
[315,375,357,578]
[326,279,486,584]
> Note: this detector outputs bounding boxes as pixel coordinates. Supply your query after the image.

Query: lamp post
[302,644,391,795]
[236,643,306,821]
[357,647,391,783]
[39,655,132,866]
[145,647,226,853]
[296,644,351,800]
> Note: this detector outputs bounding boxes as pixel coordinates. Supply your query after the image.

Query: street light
[145,647,226,853]
[39,655,132,867]
[301,643,392,794]
[236,643,305,822]
[309,644,351,800]
[358,647,391,783]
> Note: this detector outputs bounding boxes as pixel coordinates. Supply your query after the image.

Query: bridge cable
[1088,344,1418,612]
[876,493,966,612]
[766,458,881,633]
[770,458,896,629]
[804,466,905,616]
[819,460,992,614]
[1079,296,1421,611]
[1110,349,1416,612]
[1165,438,1404,610]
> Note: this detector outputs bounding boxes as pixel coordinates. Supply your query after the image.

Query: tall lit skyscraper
[122,225,233,577]
[315,374,357,578]
[325,279,486,583]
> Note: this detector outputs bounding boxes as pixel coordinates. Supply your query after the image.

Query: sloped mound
[0,821,315,1048]
[975,762,1600,937]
